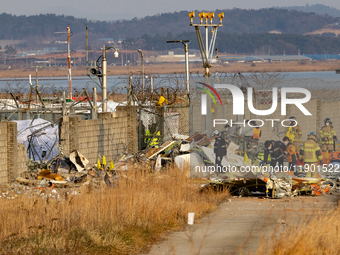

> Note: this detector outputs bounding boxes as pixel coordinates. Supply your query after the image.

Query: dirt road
[145,195,339,255]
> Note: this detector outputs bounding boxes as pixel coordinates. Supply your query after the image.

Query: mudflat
[0,60,339,78]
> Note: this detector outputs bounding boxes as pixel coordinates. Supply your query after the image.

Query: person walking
[212,130,227,175]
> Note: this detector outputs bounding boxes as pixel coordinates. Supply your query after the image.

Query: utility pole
[85,20,89,74]
[67,25,73,100]
[189,11,224,136]
[102,45,108,112]
[137,49,144,96]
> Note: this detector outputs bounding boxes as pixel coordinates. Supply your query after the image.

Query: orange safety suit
[253,127,261,140]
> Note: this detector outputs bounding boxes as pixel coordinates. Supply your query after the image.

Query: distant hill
[0,8,338,41]
[1,7,340,55]
[280,4,340,17]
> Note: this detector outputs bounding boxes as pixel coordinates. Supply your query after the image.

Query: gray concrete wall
[192,99,340,145]
[17,144,28,177]
[59,107,138,166]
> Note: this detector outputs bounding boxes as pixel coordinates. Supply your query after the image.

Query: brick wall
[0,122,8,183]
[59,107,138,166]
[0,122,28,184]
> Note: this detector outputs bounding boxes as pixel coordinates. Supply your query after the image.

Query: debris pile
[1,150,117,200]
[113,131,340,199]
[5,129,340,201]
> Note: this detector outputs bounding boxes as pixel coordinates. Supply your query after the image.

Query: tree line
[1,8,340,54]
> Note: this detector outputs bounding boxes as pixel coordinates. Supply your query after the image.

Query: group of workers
[211,116,337,178]
[262,116,337,177]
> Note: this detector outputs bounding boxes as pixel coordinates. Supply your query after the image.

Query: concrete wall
[192,98,340,145]
[17,144,28,177]
[59,107,138,166]
[0,122,27,184]
[0,122,8,183]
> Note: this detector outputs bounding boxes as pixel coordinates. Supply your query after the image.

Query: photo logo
[197,82,222,115]
[200,84,312,116]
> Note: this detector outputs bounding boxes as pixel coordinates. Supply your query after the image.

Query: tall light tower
[189,11,224,136]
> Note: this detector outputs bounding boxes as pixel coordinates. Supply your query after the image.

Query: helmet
[308,132,316,139]
[324,118,331,123]
[212,130,219,136]
[289,116,296,120]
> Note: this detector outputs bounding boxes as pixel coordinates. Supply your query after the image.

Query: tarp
[15,118,59,162]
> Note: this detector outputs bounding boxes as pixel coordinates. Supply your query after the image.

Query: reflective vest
[300,139,323,163]
[145,130,161,147]
[253,128,261,139]
[320,125,336,145]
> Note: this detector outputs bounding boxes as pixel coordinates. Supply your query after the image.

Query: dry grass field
[256,205,340,255]
[0,60,339,78]
[0,167,229,254]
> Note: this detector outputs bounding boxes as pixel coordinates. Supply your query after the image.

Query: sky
[2,0,340,21]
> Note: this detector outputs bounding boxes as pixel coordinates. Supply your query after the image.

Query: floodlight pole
[189,11,224,136]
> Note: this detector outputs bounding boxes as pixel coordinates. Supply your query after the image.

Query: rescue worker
[320,118,336,153]
[286,116,302,154]
[221,124,230,144]
[261,140,286,170]
[212,130,227,175]
[283,136,297,172]
[145,123,161,148]
[300,132,323,178]
[252,125,261,141]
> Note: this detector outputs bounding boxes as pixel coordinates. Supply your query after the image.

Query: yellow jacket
[320,125,336,145]
[286,125,302,142]
[300,138,323,163]
[145,130,161,147]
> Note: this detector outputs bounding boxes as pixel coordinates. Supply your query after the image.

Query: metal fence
[3,71,340,159]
